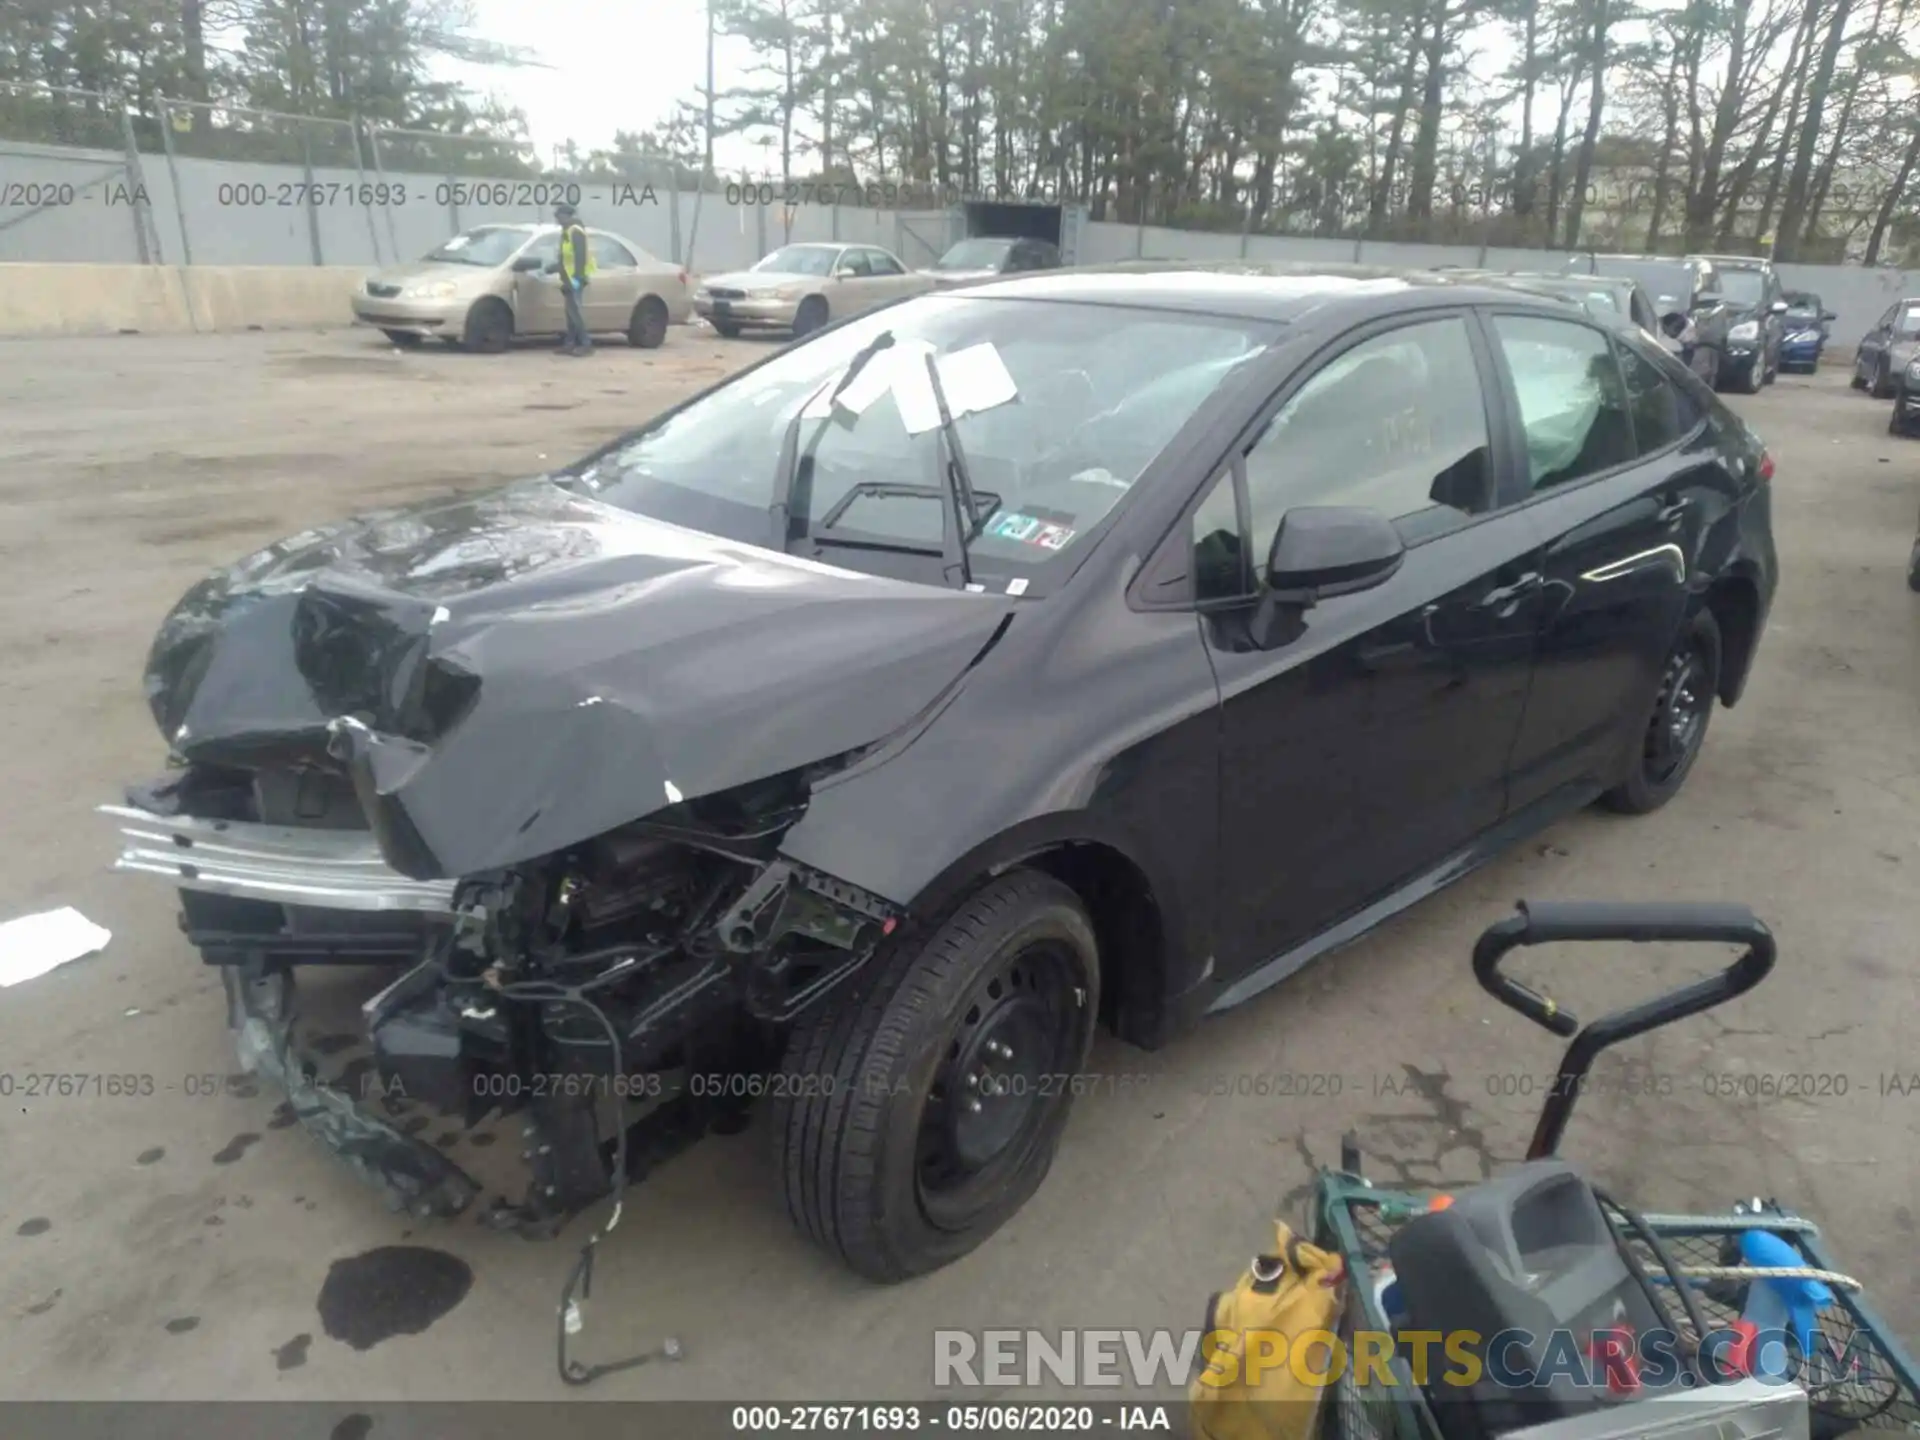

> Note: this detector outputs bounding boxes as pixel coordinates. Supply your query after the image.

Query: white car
[694,243,936,338]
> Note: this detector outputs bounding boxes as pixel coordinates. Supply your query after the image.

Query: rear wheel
[381,329,423,348]
[1602,609,1722,816]
[627,294,669,349]
[461,298,513,354]
[791,295,829,339]
[771,870,1100,1283]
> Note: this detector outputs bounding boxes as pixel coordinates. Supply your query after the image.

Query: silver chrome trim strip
[98,803,457,914]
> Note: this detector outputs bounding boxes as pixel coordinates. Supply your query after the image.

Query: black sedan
[104,266,1778,1284]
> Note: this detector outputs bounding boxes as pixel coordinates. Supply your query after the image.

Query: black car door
[1484,310,1709,810]
[1188,311,1545,991]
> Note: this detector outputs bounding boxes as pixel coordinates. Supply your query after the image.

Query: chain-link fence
[0,81,163,263]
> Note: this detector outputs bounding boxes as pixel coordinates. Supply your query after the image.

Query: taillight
[1757,449,1774,483]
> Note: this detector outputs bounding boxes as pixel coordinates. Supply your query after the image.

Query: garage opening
[963,200,1065,249]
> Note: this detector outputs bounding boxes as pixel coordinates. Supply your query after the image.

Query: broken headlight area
[112,759,901,1238]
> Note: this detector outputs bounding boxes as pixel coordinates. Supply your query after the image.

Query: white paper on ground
[0,907,112,987]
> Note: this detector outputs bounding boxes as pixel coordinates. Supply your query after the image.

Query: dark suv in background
[1585,255,1753,392]
[1687,254,1789,390]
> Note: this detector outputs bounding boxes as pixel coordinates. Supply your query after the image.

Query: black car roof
[955,261,1570,324]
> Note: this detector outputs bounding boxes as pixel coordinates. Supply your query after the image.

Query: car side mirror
[1660,312,1689,339]
[1265,506,1405,605]
[1822,310,1838,323]
[510,255,544,273]
[1770,299,1789,315]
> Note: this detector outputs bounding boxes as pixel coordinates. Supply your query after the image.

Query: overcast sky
[439,0,769,171]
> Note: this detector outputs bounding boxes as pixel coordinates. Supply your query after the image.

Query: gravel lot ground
[0,326,1915,1411]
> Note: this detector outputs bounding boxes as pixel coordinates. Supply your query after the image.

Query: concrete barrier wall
[0,263,367,336]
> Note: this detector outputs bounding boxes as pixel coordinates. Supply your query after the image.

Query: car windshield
[563,295,1277,590]
[424,227,529,266]
[1785,293,1820,315]
[1716,268,1767,306]
[937,239,1017,270]
[752,246,839,276]
[1595,260,1691,308]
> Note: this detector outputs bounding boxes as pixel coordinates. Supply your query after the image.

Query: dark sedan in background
[102,265,1776,1284]
[1779,290,1837,372]
[1853,296,1920,398]
[923,236,1063,288]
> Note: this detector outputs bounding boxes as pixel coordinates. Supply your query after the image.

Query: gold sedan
[351,223,694,352]
[693,243,936,338]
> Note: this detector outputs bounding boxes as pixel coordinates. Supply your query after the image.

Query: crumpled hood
[146,480,1016,879]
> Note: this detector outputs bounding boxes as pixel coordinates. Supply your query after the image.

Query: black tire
[1735,351,1763,395]
[1892,404,1909,438]
[713,320,742,339]
[1872,357,1896,399]
[461,298,513,354]
[627,295,669,349]
[791,295,829,339]
[1907,540,1920,593]
[1851,359,1869,390]
[1602,609,1722,816]
[381,329,423,348]
[771,870,1101,1283]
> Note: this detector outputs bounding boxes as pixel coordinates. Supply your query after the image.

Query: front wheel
[1736,352,1763,394]
[1872,358,1896,399]
[791,295,829,338]
[771,870,1100,1283]
[461,298,513,354]
[1602,609,1722,816]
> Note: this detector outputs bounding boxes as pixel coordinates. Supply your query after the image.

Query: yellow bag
[1189,1219,1349,1440]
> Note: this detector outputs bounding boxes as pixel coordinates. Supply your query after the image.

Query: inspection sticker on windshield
[1034,524,1076,550]
[991,513,1041,541]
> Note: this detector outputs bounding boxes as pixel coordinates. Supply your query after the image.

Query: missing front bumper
[222,963,482,1220]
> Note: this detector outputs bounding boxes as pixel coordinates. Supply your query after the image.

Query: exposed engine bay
[106,754,901,1236]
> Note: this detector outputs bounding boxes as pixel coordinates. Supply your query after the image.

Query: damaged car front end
[101,479,1018,1233]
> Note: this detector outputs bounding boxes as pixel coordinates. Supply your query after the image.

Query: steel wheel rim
[914,938,1081,1231]
[1645,644,1709,783]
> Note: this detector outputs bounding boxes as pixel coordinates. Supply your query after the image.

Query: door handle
[1472,573,1544,613]
[1656,497,1692,525]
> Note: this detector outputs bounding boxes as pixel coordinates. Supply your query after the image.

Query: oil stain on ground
[137,1147,165,1165]
[16,1218,50,1236]
[165,1316,199,1334]
[274,1333,311,1370]
[213,1133,261,1164]
[316,1246,473,1351]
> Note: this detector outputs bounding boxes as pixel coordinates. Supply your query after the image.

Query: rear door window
[1490,314,1635,492]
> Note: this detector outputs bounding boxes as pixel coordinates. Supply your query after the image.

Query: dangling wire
[491,975,682,1385]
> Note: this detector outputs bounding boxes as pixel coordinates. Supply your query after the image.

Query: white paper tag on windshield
[443,234,469,250]
[836,340,933,416]
[934,343,1018,419]
[891,353,942,435]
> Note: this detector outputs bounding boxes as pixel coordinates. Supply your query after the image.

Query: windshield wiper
[919,349,983,588]
[770,330,896,549]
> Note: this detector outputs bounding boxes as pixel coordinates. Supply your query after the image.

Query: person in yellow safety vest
[554,202,596,356]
